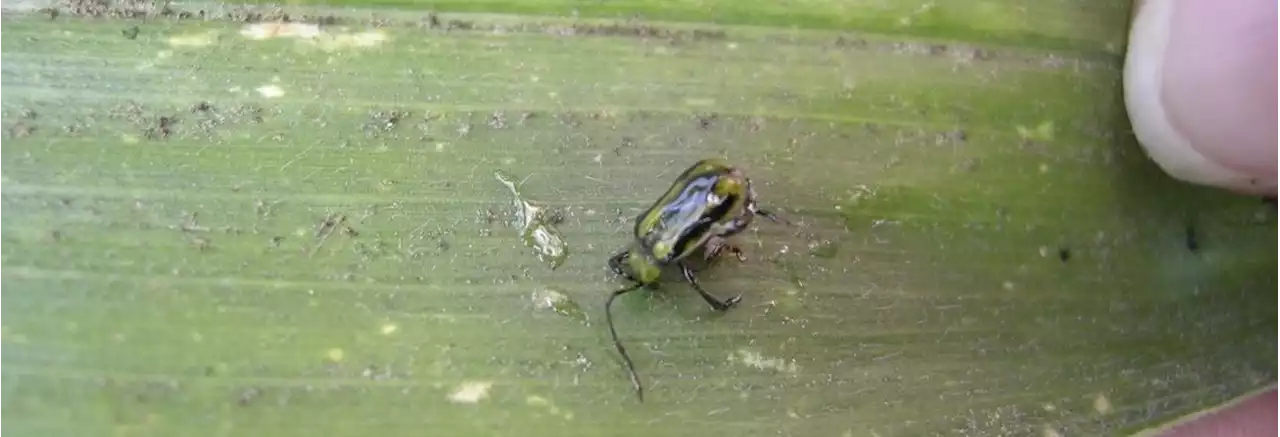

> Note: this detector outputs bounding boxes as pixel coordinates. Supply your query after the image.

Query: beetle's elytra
[605,158,788,402]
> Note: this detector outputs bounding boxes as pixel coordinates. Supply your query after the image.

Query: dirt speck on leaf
[59,0,174,18]
[487,111,507,129]
[694,113,718,129]
[236,387,262,406]
[308,213,347,257]
[1184,223,1200,253]
[807,240,839,259]
[7,109,40,138]
[363,109,409,137]
[544,22,725,42]
[422,12,442,29]
[143,115,177,139]
[189,236,212,251]
[7,122,36,138]
[191,101,213,112]
[445,19,474,31]
[942,129,967,143]
[729,349,799,374]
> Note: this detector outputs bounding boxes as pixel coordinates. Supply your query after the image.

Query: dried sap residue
[531,287,589,325]
[495,170,569,269]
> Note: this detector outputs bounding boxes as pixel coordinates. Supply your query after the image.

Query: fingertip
[1154,388,1277,437]
[1123,0,1277,195]
[1163,0,1278,190]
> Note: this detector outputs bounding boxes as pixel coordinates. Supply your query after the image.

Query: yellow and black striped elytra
[605,158,788,402]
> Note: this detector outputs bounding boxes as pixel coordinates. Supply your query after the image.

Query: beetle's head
[625,248,663,285]
[715,170,748,199]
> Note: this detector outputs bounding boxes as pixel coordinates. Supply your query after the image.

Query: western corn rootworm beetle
[605,158,788,402]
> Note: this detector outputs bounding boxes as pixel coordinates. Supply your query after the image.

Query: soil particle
[363,109,409,137]
[7,109,39,138]
[423,12,441,29]
[7,122,35,138]
[236,387,262,406]
[144,115,177,139]
[191,101,213,112]
[555,113,581,128]
[487,111,508,129]
[694,113,717,130]
[1184,224,1199,253]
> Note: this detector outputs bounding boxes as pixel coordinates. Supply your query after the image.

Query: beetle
[605,158,788,402]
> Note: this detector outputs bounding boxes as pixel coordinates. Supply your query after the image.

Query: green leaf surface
[2,3,1275,437]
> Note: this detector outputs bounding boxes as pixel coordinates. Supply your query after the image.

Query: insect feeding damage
[605,158,789,402]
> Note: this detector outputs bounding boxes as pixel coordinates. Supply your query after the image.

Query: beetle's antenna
[606,283,646,402]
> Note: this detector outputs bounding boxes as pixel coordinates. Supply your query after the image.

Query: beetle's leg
[704,236,747,263]
[754,208,790,225]
[679,261,742,311]
[703,237,727,261]
[746,192,789,226]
